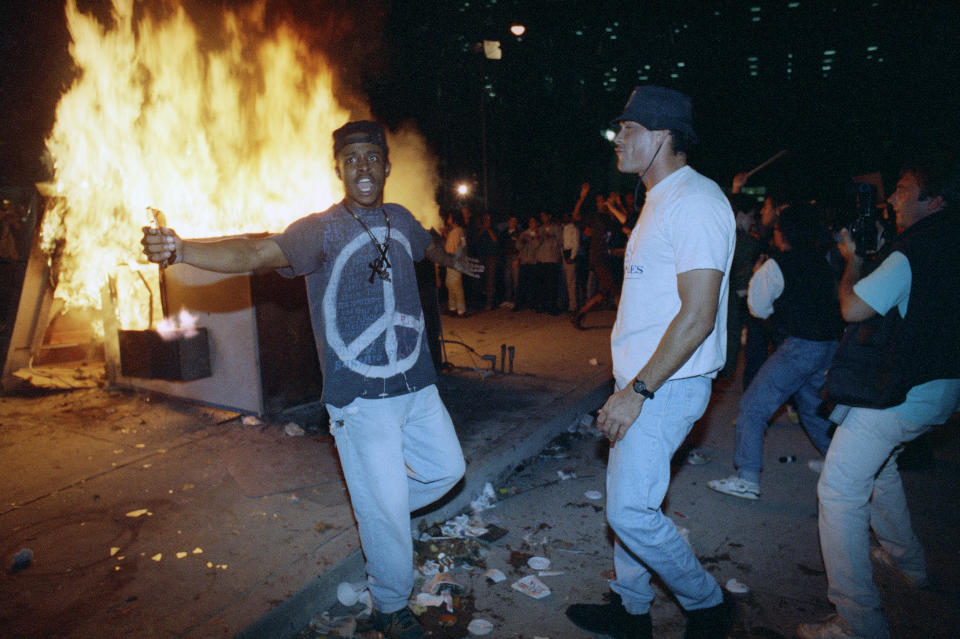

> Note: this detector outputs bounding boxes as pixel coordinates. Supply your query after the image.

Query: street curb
[235,377,612,639]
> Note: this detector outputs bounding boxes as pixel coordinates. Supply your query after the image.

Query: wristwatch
[632,378,655,400]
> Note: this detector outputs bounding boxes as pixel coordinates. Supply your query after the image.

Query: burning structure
[2,0,443,416]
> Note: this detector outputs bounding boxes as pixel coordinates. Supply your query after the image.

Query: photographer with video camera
[799,158,960,639]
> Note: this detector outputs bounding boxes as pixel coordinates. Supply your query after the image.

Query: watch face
[633,379,653,398]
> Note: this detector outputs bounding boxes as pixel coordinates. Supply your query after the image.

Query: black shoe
[683,592,735,639]
[565,592,652,639]
[370,607,424,639]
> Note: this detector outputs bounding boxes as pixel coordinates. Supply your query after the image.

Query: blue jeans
[607,376,723,614]
[734,336,837,484]
[817,406,930,638]
[327,385,465,613]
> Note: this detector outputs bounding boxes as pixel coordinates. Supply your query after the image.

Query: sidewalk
[0,307,616,639]
[4,305,958,639]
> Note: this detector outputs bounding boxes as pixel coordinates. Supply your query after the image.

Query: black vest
[772,249,844,342]
[887,211,960,390]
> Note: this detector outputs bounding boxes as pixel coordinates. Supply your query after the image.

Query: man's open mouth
[355,177,375,195]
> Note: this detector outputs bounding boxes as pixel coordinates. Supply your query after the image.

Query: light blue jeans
[734,336,837,484]
[817,406,930,639]
[327,385,465,613]
[608,376,723,614]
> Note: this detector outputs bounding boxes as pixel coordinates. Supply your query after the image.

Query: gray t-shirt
[273,202,436,407]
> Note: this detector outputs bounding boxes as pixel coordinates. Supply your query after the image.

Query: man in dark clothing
[572,211,616,329]
[708,203,843,500]
[717,194,760,378]
[474,212,500,310]
[499,215,521,307]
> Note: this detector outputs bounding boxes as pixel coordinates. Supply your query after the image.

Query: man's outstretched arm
[141,226,289,273]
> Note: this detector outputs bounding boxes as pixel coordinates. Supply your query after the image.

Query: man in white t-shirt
[798,161,960,639]
[565,86,736,639]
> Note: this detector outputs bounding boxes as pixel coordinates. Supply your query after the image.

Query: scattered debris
[435,513,489,538]
[151,553,162,562]
[415,591,453,612]
[483,568,506,583]
[12,363,102,389]
[470,482,497,512]
[589,358,599,366]
[511,575,551,599]
[424,573,465,595]
[584,490,603,500]
[527,556,551,571]
[686,449,711,465]
[110,547,120,557]
[467,618,494,635]
[475,524,509,543]
[413,523,494,577]
[437,613,458,626]
[125,509,150,518]
[284,422,305,437]
[241,415,263,426]
[725,577,751,595]
[308,612,358,637]
[11,548,33,573]
[175,551,187,559]
[556,469,577,480]
[337,581,372,612]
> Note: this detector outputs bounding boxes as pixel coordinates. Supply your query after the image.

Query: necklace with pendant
[346,204,392,283]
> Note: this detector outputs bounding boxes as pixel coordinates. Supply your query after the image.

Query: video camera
[848,182,881,256]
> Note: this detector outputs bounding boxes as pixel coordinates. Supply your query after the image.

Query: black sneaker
[565,592,652,639]
[683,592,736,639]
[370,607,423,639]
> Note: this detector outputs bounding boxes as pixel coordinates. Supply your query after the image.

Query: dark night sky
[2,0,959,217]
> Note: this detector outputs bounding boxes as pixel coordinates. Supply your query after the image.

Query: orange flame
[42,0,440,334]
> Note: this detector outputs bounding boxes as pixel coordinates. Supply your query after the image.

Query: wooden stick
[745,150,787,178]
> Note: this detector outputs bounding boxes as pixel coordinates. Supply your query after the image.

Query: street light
[510,23,526,37]
[456,182,470,199]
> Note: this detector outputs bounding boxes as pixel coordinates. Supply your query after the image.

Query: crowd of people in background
[434,182,637,322]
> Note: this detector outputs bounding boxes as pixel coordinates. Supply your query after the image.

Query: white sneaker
[797,615,865,639]
[807,459,825,474]
[706,476,760,500]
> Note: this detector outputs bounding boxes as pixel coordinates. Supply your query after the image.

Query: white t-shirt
[747,258,784,319]
[611,166,735,387]
[853,250,960,424]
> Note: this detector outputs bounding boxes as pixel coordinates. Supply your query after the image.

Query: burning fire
[42,0,441,335]
[156,307,199,342]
